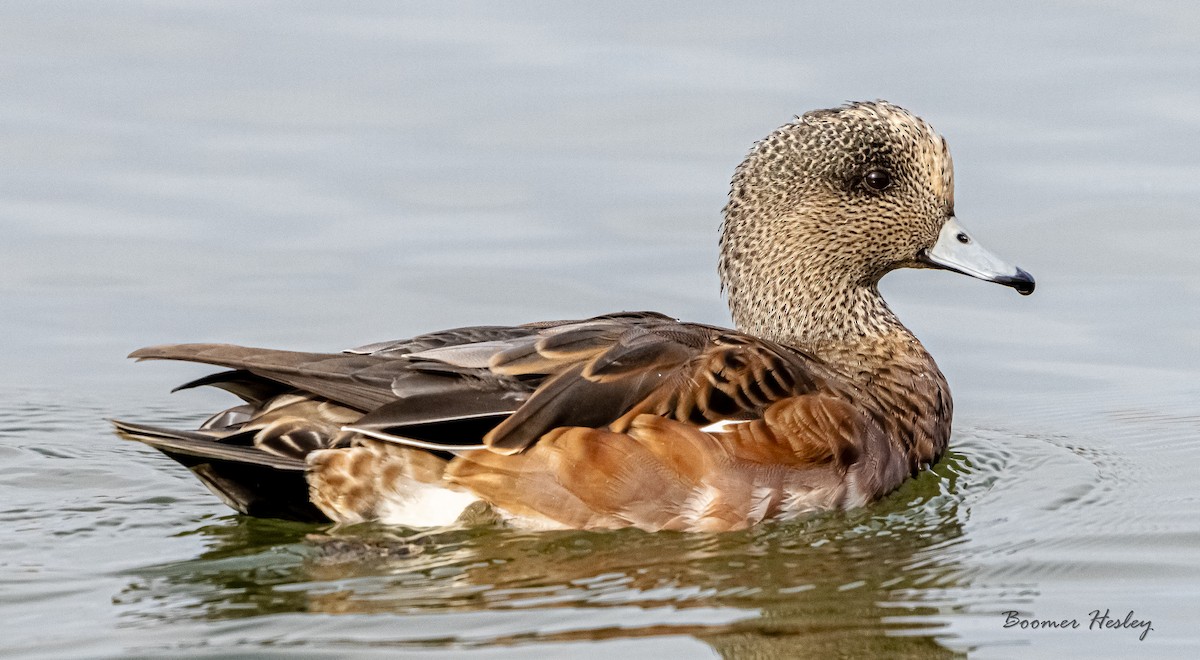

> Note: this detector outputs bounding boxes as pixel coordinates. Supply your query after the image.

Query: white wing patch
[374,480,482,528]
[699,419,752,433]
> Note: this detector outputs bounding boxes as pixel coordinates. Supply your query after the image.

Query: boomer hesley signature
[1002,609,1153,641]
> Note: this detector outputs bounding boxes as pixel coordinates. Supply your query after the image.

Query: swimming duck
[114,101,1034,532]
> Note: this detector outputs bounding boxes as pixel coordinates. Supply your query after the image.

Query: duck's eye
[863,169,892,191]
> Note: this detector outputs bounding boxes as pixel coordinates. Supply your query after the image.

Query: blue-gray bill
[921,217,1035,295]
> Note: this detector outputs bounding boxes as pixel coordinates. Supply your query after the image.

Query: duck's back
[115,311,921,531]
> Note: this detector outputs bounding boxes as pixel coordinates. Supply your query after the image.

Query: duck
[113,101,1034,532]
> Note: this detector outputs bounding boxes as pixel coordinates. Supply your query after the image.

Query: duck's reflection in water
[117,452,975,658]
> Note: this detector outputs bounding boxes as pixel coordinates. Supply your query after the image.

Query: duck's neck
[729,279,952,470]
[730,276,909,369]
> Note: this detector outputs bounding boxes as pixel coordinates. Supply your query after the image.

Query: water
[2,1,1198,657]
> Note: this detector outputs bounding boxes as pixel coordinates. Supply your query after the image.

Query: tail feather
[128,343,398,412]
[113,419,329,523]
[171,369,287,406]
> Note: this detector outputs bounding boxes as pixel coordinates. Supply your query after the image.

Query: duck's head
[720,101,1033,341]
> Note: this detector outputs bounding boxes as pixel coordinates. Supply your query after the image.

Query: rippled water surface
[3,2,1199,658]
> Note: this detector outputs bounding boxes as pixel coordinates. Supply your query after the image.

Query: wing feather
[129,313,840,461]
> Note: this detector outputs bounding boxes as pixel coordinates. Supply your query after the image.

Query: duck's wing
[121,309,835,451]
[127,339,536,426]
[476,324,834,453]
[128,311,841,452]
[123,312,685,448]
[329,311,838,453]
[343,311,677,356]
[123,312,877,530]
[317,314,873,531]
[437,326,883,531]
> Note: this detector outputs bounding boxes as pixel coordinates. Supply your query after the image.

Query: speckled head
[719,101,1033,346]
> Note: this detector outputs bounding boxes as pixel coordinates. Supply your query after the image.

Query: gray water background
[1,1,1198,657]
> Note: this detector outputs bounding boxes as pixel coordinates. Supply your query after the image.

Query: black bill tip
[996,267,1036,296]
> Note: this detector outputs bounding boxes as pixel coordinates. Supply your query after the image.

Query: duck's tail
[111,419,331,523]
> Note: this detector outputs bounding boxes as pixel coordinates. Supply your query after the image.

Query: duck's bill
[921,217,1035,295]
